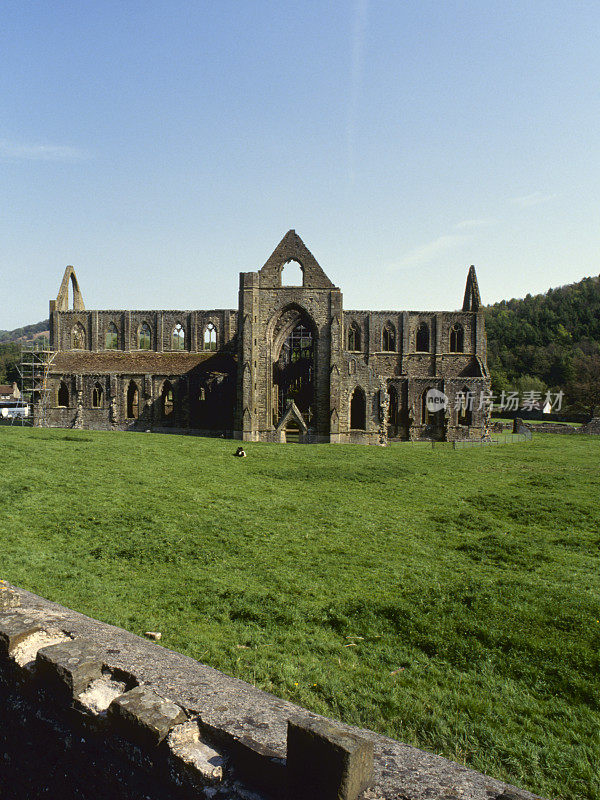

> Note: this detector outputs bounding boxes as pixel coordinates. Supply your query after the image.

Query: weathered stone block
[108,686,186,747]
[0,584,21,611]
[287,717,374,800]
[167,719,225,787]
[0,613,42,656]
[36,639,103,697]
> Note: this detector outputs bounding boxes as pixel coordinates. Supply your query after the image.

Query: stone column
[237,272,260,441]
[91,311,99,352]
[156,313,164,352]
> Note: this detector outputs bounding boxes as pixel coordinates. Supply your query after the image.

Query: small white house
[0,383,20,401]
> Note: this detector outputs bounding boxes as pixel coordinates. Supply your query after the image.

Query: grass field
[1,427,598,799]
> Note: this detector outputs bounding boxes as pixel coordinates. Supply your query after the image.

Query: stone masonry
[43,231,489,443]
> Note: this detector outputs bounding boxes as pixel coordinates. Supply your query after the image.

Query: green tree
[567,353,600,417]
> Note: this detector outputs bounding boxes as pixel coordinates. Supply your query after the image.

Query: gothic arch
[258,230,335,289]
[92,382,103,408]
[172,323,185,351]
[57,381,69,407]
[126,381,139,419]
[138,322,152,350]
[71,322,86,350]
[382,322,396,352]
[350,386,366,429]
[388,384,399,431]
[161,380,175,419]
[105,322,119,350]
[269,304,317,428]
[450,323,464,353]
[281,259,304,286]
[458,386,473,426]
[55,266,85,312]
[203,323,217,351]
[416,322,430,352]
[268,303,317,355]
[347,322,361,351]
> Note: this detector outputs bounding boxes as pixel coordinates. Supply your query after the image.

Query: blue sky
[2,1,599,328]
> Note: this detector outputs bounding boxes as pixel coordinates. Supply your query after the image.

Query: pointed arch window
[92,383,103,408]
[161,381,174,418]
[450,323,464,353]
[347,322,361,352]
[127,381,139,419]
[382,323,396,352]
[422,387,441,425]
[416,322,430,352]
[457,386,473,426]
[388,384,399,429]
[350,387,366,429]
[138,323,151,350]
[273,321,314,424]
[172,323,185,351]
[57,381,69,408]
[203,323,217,351]
[281,259,304,286]
[105,322,119,350]
[71,323,86,350]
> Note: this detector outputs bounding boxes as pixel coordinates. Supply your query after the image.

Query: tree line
[485,275,600,416]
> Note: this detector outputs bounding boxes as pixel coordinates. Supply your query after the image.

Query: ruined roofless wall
[0,584,544,800]
[45,234,489,443]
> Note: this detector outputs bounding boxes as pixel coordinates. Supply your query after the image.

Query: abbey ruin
[43,230,489,442]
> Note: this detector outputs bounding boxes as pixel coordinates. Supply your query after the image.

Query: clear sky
[2,1,599,329]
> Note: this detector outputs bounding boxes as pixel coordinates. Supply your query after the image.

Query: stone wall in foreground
[0,584,544,800]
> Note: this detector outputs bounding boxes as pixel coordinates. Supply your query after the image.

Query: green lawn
[1,428,598,800]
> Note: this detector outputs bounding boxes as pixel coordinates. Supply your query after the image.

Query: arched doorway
[350,387,366,429]
[272,308,315,429]
[57,381,69,408]
[161,381,174,421]
[127,381,139,419]
[388,384,399,435]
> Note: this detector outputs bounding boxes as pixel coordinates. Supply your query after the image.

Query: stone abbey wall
[0,584,544,800]
[42,232,489,443]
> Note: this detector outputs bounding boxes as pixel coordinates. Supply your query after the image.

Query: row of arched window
[57,381,106,409]
[347,322,396,353]
[69,322,218,351]
[348,384,475,431]
[126,380,174,419]
[56,378,475,429]
[415,322,465,353]
[57,379,176,420]
[345,321,465,353]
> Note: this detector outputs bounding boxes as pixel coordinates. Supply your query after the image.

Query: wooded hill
[0,320,48,344]
[0,321,48,384]
[484,275,600,414]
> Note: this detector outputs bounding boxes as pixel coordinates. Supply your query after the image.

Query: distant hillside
[0,320,49,344]
[0,321,49,384]
[484,275,600,412]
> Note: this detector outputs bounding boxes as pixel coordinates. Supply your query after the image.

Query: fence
[393,431,531,449]
[450,431,530,449]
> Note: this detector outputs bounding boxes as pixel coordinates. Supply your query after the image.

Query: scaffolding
[17,340,56,426]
